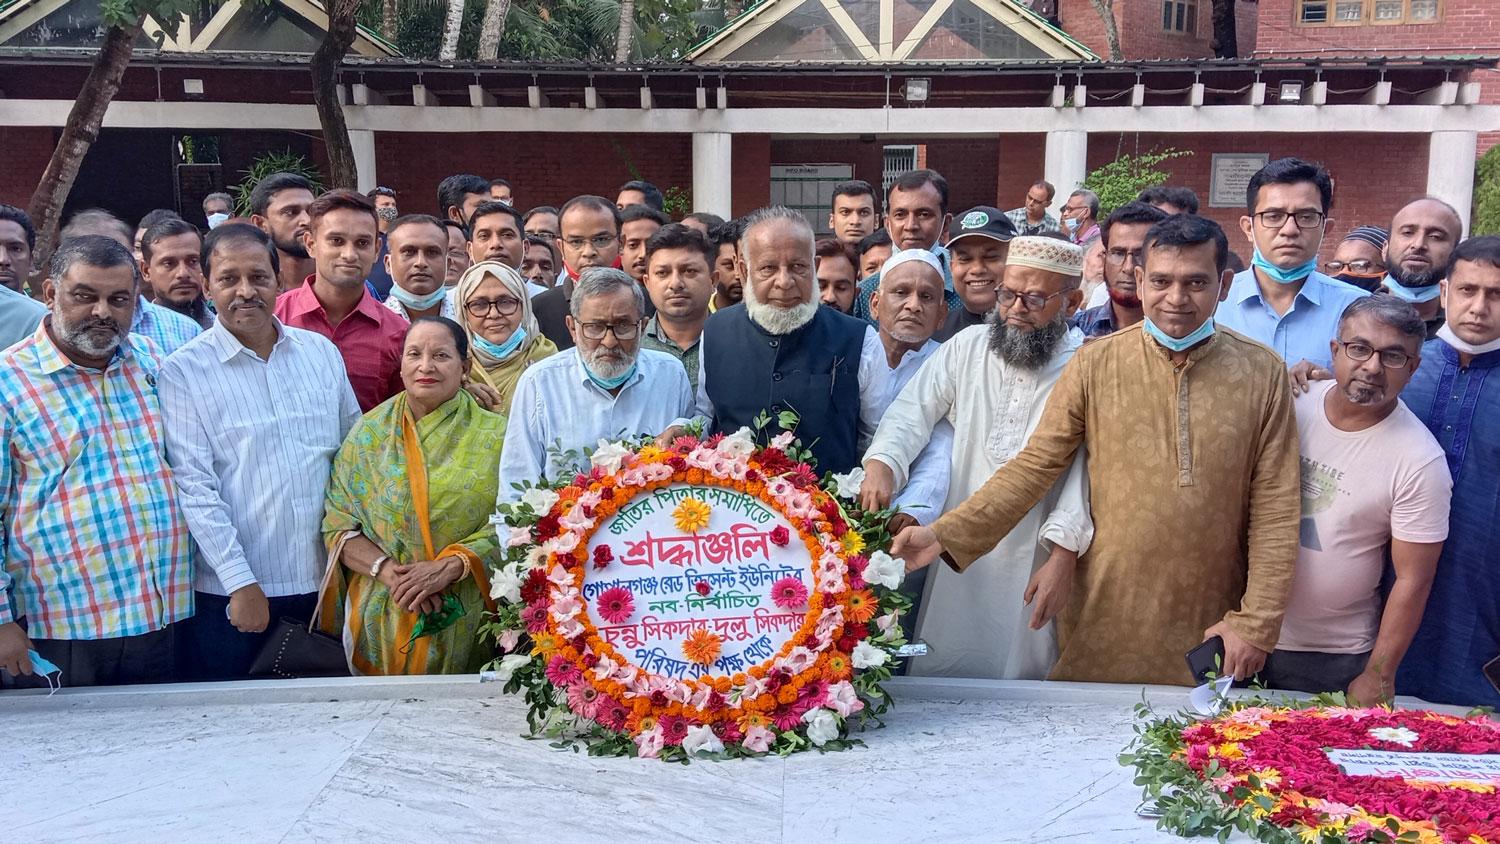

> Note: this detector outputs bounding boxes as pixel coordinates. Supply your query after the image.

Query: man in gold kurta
[893,214,1300,686]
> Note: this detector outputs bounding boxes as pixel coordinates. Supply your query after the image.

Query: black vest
[703,304,865,474]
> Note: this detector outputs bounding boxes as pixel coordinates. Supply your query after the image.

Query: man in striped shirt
[160,224,361,680]
[0,236,193,688]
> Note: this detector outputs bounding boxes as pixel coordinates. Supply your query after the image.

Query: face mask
[1251,247,1317,285]
[28,649,61,695]
[376,206,399,222]
[389,283,448,312]
[206,213,229,229]
[1064,217,1079,234]
[1382,273,1442,303]
[1333,272,1385,292]
[473,326,526,361]
[1437,323,1500,356]
[586,361,637,391]
[1143,315,1216,352]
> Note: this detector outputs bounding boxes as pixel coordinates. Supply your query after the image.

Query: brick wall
[768,137,1003,215]
[1087,131,1432,263]
[1057,0,1258,59]
[0,127,56,208]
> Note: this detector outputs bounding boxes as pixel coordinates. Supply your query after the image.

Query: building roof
[686,0,1098,64]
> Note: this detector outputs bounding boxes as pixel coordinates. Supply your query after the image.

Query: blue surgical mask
[586,361,637,391]
[390,283,448,312]
[473,326,527,361]
[28,649,61,695]
[1064,217,1079,234]
[1143,315,1216,352]
[1382,273,1442,303]
[206,212,229,229]
[1250,247,1317,284]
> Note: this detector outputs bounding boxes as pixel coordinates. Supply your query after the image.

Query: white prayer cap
[1006,236,1084,277]
[880,248,943,280]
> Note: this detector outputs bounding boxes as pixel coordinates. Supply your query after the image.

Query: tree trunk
[1085,0,1122,62]
[25,16,144,291]
[312,0,362,189]
[381,0,398,41]
[477,0,510,60]
[439,0,465,61]
[1211,0,1238,58]
[613,0,635,63]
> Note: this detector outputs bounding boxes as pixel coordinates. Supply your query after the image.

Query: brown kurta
[930,324,1300,686]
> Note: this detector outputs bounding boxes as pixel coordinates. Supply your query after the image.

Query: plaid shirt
[0,323,193,638]
[131,296,202,357]
[1071,302,1120,338]
[1005,207,1060,237]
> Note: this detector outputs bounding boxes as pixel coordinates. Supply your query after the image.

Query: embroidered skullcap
[1006,236,1084,276]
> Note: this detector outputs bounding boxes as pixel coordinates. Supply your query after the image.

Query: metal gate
[881,145,919,196]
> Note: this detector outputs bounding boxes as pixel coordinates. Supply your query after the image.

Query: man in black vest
[673,206,886,476]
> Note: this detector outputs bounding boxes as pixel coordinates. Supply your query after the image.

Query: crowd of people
[0,156,1495,710]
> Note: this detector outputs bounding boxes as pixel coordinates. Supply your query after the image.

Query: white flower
[497,629,521,652]
[826,681,864,717]
[590,440,632,474]
[489,653,532,684]
[522,545,547,571]
[851,641,889,669]
[830,467,865,500]
[864,551,904,590]
[742,724,775,753]
[488,564,524,603]
[874,612,899,635]
[682,724,725,756]
[717,427,757,458]
[1369,726,1420,747]
[802,708,841,746]
[770,430,795,450]
[505,525,533,548]
[520,487,559,515]
[634,725,666,759]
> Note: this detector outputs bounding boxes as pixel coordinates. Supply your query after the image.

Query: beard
[1107,287,1142,309]
[54,310,128,359]
[987,309,1070,370]
[274,232,310,260]
[1386,250,1442,289]
[742,280,819,336]
[583,344,635,380]
[1342,379,1387,407]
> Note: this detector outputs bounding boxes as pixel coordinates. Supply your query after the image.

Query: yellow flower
[673,498,712,533]
[842,532,865,555]
[637,445,666,463]
[532,632,561,655]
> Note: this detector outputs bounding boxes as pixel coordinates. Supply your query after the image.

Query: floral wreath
[1123,694,1500,843]
[481,425,911,761]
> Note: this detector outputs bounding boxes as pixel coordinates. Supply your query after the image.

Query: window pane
[1185,1,1196,32]
[1301,0,1329,23]
[1163,0,1173,29]
[1334,0,1364,21]
[1373,0,1403,20]
[1409,0,1437,18]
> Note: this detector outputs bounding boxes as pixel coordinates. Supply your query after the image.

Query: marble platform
[2,676,1269,843]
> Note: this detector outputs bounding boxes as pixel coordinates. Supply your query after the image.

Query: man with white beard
[498,267,693,499]
[680,206,887,475]
[860,236,1093,680]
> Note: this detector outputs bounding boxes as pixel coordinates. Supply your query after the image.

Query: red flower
[659,714,691,745]
[522,603,549,633]
[706,691,727,712]
[534,513,561,540]
[717,720,744,743]
[695,580,711,597]
[745,469,761,483]
[595,697,629,730]
[789,463,819,489]
[650,690,670,707]
[668,456,688,471]
[545,655,582,686]
[769,526,791,547]
[772,706,803,731]
[592,544,615,570]
[520,568,548,603]
[837,635,859,652]
[755,447,794,475]
[574,473,591,487]
[670,435,701,452]
[703,433,725,448]
[596,586,635,624]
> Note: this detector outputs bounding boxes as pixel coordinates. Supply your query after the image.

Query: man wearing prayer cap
[861,234,1093,679]
[893,215,1300,687]
[1325,226,1390,292]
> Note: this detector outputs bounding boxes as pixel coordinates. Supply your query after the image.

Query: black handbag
[247,532,356,679]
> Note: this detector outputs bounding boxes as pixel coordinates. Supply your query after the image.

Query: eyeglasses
[1323,259,1384,274]
[1254,210,1326,229]
[577,321,641,341]
[998,288,1068,311]
[561,235,618,251]
[529,231,559,242]
[465,297,522,317]
[1105,247,1144,266]
[1336,340,1412,369]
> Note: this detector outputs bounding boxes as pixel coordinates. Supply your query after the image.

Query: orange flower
[532,632,561,655]
[825,653,851,679]
[740,712,771,731]
[844,589,878,624]
[682,628,723,666]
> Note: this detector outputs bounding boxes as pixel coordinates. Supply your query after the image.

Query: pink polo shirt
[274,277,408,412]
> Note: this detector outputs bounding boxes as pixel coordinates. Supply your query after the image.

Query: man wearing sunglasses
[1217,158,1369,370]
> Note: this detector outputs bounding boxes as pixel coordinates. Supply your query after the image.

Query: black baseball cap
[944,206,1016,248]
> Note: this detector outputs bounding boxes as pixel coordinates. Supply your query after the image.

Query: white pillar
[1043,130,1088,220]
[1428,131,1477,236]
[350,129,377,193]
[693,132,733,218]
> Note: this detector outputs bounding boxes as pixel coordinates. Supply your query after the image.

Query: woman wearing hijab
[452,261,558,411]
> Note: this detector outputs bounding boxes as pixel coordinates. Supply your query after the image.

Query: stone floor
[2,676,1254,843]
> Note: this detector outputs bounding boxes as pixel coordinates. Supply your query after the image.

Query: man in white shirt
[159,223,362,680]
[499,267,693,499]
[861,236,1093,680]
[1266,296,1449,704]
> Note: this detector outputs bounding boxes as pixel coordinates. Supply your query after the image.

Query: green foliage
[232,150,324,217]
[1474,145,1500,236]
[1083,146,1192,215]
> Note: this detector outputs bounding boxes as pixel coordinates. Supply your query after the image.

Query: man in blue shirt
[1216,158,1368,370]
[852,170,959,323]
[1397,235,1500,708]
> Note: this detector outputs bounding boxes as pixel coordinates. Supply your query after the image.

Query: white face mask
[206,212,229,229]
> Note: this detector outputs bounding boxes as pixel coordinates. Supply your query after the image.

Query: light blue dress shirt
[1215,269,1369,369]
[0,285,46,351]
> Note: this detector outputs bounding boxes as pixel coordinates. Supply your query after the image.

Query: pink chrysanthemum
[596,586,636,624]
[545,654,582,686]
[770,576,810,610]
[522,603,549,633]
[595,697,629,731]
[658,714,691,746]
[567,681,602,719]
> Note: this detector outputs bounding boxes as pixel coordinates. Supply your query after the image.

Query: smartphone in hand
[1186,636,1226,685]
[1484,655,1500,694]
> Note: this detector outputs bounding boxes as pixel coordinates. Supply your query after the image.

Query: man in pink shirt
[274,190,407,412]
[1266,295,1451,705]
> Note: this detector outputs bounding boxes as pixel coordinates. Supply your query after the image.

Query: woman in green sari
[320,317,506,675]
